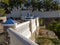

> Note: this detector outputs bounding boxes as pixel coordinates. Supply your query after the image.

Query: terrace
[0,16,39,45]
[1,9,60,45]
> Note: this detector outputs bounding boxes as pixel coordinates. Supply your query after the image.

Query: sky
[59,0,60,2]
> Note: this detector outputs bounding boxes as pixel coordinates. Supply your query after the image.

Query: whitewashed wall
[15,18,39,38]
[7,28,38,45]
[7,18,39,45]
[36,18,39,27]
[31,19,36,33]
[16,21,31,38]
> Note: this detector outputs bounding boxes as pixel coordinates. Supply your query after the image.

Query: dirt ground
[0,24,8,45]
[0,24,4,33]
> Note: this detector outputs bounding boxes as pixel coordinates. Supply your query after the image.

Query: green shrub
[39,18,44,26]
[0,8,6,17]
[36,36,54,45]
[48,20,60,38]
[36,36,60,45]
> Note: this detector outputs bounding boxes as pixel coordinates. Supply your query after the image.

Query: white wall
[16,21,31,38]
[31,19,36,33]
[15,18,39,38]
[36,18,39,27]
[7,28,38,45]
[7,18,39,45]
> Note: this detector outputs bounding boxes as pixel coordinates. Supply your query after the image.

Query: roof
[3,18,16,24]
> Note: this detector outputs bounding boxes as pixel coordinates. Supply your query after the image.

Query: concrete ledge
[7,28,38,45]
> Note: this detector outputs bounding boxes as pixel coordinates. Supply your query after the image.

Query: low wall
[16,21,31,38]
[7,18,39,45]
[15,18,39,39]
[7,28,38,45]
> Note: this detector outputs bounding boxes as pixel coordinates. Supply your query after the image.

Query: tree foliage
[0,0,59,16]
[1,0,9,5]
[0,8,6,16]
[31,0,59,11]
[0,0,26,16]
[48,19,60,39]
[9,0,26,8]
